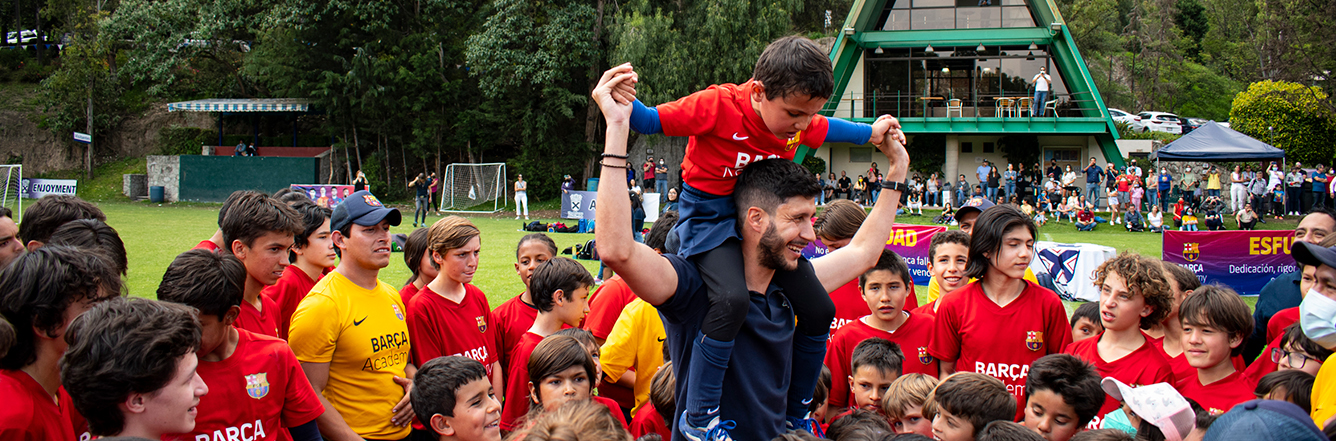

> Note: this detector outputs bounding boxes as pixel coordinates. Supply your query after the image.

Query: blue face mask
[1100,408,1138,435]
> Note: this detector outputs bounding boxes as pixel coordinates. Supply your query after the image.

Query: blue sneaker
[678,410,736,441]
[786,414,825,438]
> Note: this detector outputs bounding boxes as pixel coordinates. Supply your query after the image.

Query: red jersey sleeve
[1043,294,1074,355]
[928,296,963,363]
[656,86,723,138]
[824,326,855,410]
[585,277,633,340]
[801,115,831,149]
[279,342,326,427]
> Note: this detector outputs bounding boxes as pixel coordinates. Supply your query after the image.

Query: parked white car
[1108,108,1141,126]
[5,30,37,45]
[1133,112,1183,134]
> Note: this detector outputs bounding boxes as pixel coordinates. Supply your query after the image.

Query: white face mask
[1300,288,1336,350]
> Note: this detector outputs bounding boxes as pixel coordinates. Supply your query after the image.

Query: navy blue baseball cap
[331,190,401,231]
[1293,241,1336,269]
[1203,399,1325,441]
[955,196,996,222]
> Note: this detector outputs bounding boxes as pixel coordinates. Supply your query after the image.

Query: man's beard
[757,221,801,271]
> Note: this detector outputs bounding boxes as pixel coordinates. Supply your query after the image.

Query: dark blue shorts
[673,183,739,258]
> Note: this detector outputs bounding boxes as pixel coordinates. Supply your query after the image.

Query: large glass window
[863,46,1072,117]
[879,0,1036,30]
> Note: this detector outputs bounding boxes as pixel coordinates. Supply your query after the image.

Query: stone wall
[147,155,180,202]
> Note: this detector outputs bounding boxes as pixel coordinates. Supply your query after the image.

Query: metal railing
[831,90,1106,119]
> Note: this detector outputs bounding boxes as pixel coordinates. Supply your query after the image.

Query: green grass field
[93,199,1270,312]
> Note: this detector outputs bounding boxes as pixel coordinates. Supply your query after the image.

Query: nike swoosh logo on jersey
[353,316,367,326]
[732,133,749,141]
[657,337,665,343]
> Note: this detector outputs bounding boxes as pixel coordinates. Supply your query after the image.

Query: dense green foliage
[1230,81,1336,165]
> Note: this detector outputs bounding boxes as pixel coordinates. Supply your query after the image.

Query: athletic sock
[684,333,733,427]
[786,332,830,420]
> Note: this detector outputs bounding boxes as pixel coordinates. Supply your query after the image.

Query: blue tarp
[1150,121,1285,162]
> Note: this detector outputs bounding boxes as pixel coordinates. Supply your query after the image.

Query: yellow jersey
[599,299,666,413]
[1312,354,1336,426]
[289,271,412,440]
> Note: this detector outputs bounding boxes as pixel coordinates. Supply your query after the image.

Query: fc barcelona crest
[476,316,488,333]
[1183,243,1200,262]
[1025,331,1044,351]
[917,347,933,365]
[785,133,802,151]
[392,304,405,321]
[245,373,269,399]
[363,194,383,207]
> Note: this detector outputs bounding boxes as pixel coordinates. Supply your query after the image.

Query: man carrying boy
[411,356,503,441]
[1020,355,1104,441]
[60,298,209,440]
[1062,254,1174,428]
[221,191,305,337]
[499,257,594,431]
[0,246,120,440]
[930,373,1018,441]
[594,64,909,440]
[288,190,415,441]
[157,249,326,441]
[825,250,936,410]
[620,35,902,439]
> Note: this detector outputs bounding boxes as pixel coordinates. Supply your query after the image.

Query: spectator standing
[655,160,670,195]
[1158,167,1173,211]
[1206,166,1222,198]
[352,170,368,192]
[1032,67,1052,115]
[1180,166,1199,207]
[1004,164,1017,201]
[977,160,991,186]
[561,174,575,194]
[1104,164,1119,205]
[642,156,657,193]
[986,167,1001,202]
[870,172,883,204]
[1046,160,1062,182]
[1231,165,1248,212]
[409,173,430,228]
[1288,165,1306,215]
[1084,158,1102,207]
[515,174,529,220]
[1314,165,1329,210]
[1251,172,1269,221]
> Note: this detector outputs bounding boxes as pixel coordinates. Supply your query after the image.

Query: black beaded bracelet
[598,160,630,169]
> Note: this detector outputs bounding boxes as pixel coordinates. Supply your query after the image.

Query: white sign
[73,132,91,144]
[1028,241,1116,302]
[21,178,78,199]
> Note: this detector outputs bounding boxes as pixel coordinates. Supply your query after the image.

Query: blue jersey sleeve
[629,99,663,135]
[825,117,872,145]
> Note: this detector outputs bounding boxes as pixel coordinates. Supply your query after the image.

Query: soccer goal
[439,162,507,213]
[0,165,20,222]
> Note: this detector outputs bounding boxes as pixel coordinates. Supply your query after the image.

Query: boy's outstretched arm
[592,65,679,307]
[812,125,908,293]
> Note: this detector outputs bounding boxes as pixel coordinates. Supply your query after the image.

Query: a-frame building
[802,0,1123,197]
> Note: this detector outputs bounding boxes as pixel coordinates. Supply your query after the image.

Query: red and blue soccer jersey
[501,331,545,431]
[406,284,498,372]
[235,294,282,338]
[657,81,831,196]
[171,329,324,441]
[0,370,76,441]
[828,280,919,332]
[1179,369,1257,415]
[825,313,937,410]
[929,281,1073,420]
[1063,332,1174,429]
[262,265,321,341]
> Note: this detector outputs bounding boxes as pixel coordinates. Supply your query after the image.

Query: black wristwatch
[881,180,909,193]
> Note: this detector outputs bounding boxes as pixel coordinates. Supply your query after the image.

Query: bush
[1230,81,1336,165]
[157,127,218,156]
[802,154,827,176]
[907,134,945,177]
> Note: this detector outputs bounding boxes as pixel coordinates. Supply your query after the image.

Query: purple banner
[1162,230,1296,296]
[802,224,948,286]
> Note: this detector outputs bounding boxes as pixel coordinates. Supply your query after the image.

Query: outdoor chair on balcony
[1043,99,1060,117]
[947,99,963,117]
[995,98,1015,117]
[1016,97,1033,117]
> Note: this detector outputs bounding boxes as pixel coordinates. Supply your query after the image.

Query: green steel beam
[840,117,1114,134]
[855,28,1055,47]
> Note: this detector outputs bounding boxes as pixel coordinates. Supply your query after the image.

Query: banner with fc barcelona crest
[1162,230,1297,295]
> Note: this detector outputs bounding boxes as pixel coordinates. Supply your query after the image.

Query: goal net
[0,165,19,222]
[439,163,507,213]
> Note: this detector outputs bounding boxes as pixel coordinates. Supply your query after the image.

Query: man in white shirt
[1032,67,1051,116]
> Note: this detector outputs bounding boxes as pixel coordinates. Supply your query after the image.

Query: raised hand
[593,63,638,125]
[868,114,907,146]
